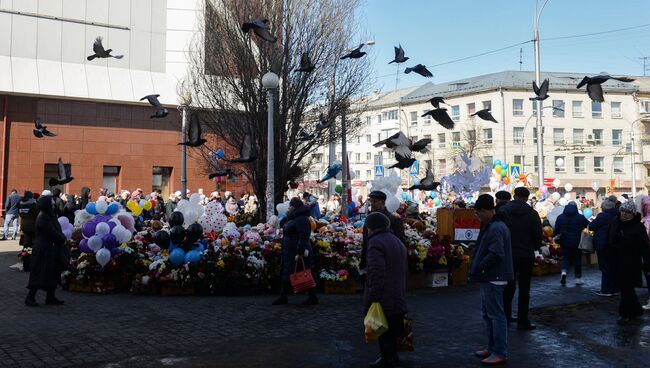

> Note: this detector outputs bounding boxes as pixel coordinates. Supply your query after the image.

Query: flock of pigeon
[32,19,639,193]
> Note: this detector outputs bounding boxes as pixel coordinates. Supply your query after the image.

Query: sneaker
[481,355,508,366]
[560,273,567,286]
[474,350,491,359]
[643,299,650,311]
[575,278,584,286]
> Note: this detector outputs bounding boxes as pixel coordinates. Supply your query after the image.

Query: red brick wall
[0,95,249,203]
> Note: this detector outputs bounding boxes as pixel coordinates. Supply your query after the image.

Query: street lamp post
[520,106,563,173]
[534,0,551,189]
[262,72,280,222]
[178,93,192,200]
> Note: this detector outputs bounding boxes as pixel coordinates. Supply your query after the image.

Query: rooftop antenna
[639,56,649,76]
[519,48,523,71]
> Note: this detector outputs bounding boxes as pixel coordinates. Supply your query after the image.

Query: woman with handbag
[24,195,67,307]
[272,197,318,306]
[606,201,650,325]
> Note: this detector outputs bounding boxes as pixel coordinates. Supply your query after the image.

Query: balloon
[276,202,289,216]
[117,213,136,232]
[494,164,502,173]
[186,223,203,242]
[216,148,225,159]
[583,208,593,218]
[558,198,568,206]
[177,199,190,212]
[184,209,198,226]
[95,222,110,236]
[564,183,573,192]
[131,206,143,216]
[190,193,201,205]
[401,192,410,201]
[102,233,119,249]
[552,178,561,188]
[168,211,184,227]
[535,191,541,198]
[500,170,507,177]
[184,250,201,265]
[107,221,117,233]
[105,203,119,215]
[79,239,93,253]
[548,206,564,227]
[85,202,97,215]
[153,230,171,249]
[169,248,186,268]
[213,214,228,232]
[143,201,152,211]
[88,235,103,252]
[540,186,548,194]
[434,198,441,206]
[348,203,356,214]
[335,185,343,194]
[564,193,571,200]
[96,248,111,267]
[493,160,501,167]
[96,200,108,215]
[504,177,510,185]
[58,216,69,226]
[555,158,564,168]
[385,195,400,213]
[551,192,561,202]
[430,192,437,199]
[63,229,72,239]
[170,225,186,245]
[126,200,137,211]
[82,222,96,238]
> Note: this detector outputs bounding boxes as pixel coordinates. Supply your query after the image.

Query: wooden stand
[324,279,356,294]
[450,262,469,286]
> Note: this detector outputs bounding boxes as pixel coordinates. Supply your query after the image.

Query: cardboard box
[427,269,449,288]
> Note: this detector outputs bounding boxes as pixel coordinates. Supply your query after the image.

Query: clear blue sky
[358,0,650,91]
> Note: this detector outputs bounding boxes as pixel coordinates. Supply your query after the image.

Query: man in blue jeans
[3,189,21,240]
[470,194,514,366]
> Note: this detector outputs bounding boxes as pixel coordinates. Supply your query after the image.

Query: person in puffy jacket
[554,202,589,286]
[18,191,39,247]
[272,197,316,306]
[606,201,650,325]
[588,197,619,296]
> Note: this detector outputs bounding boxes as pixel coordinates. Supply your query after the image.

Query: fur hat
[620,200,637,214]
[368,191,387,201]
[365,212,390,231]
[601,198,616,211]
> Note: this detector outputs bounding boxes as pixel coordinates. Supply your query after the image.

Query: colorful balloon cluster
[57,217,74,239]
[175,193,205,228]
[78,207,134,267]
[125,199,152,216]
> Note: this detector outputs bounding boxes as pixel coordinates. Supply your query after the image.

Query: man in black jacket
[360,191,405,271]
[500,187,542,330]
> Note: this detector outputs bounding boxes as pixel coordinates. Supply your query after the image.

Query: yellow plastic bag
[364,302,388,342]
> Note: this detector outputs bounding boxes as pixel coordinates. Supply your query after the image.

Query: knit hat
[368,190,387,201]
[601,198,616,211]
[620,200,637,214]
[474,194,495,211]
[365,212,390,231]
[289,197,304,209]
[495,190,511,201]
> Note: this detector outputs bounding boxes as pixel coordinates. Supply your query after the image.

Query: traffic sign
[508,163,521,179]
[409,160,419,176]
[374,165,384,177]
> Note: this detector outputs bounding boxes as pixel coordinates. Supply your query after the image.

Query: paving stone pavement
[1,246,650,368]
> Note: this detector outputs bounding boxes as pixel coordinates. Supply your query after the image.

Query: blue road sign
[409,160,419,176]
[374,165,384,177]
[508,163,521,179]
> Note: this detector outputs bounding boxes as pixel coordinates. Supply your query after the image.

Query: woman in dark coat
[606,201,650,325]
[25,196,67,307]
[79,187,91,210]
[272,197,317,306]
[554,202,589,286]
[63,194,78,225]
[18,191,39,248]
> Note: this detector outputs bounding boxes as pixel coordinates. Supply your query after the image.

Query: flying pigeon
[422,108,454,130]
[374,131,430,158]
[389,152,416,170]
[295,52,315,73]
[471,109,499,124]
[340,44,366,60]
[86,36,123,61]
[178,113,207,147]
[408,168,440,191]
[317,162,342,183]
[208,167,237,180]
[575,74,635,102]
[316,114,331,130]
[405,64,433,78]
[530,79,550,101]
[428,96,446,108]
[297,129,314,142]
[33,118,56,138]
[241,19,277,43]
[230,134,257,163]
[389,44,409,64]
[140,94,169,119]
[49,158,73,186]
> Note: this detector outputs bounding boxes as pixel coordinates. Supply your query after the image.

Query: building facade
[310,71,650,199]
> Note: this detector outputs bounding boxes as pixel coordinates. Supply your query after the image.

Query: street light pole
[262,72,280,222]
[534,0,551,189]
[178,94,192,200]
[521,106,563,173]
[341,104,349,216]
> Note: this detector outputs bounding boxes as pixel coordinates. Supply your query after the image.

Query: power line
[540,22,650,42]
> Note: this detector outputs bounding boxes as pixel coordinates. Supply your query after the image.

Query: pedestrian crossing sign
[409,160,419,176]
[508,164,521,179]
[374,165,384,177]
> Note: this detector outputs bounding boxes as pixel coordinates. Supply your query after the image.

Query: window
[594,157,604,173]
[532,100,538,117]
[592,101,602,118]
[152,166,172,200]
[514,155,524,165]
[310,170,319,180]
[534,156,539,171]
[483,128,493,144]
[410,111,418,125]
[355,153,361,162]
[422,110,432,124]
[423,134,432,141]
[611,101,622,118]
[313,153,323,163]
[381,109,398,120]
[613,157,624,173]
[366,152,372,161]
[102,166,120,194]
[366,116,371,126]
[377,133,381,142]
[438,159,447,176]
[533,127,538,144]
[572,129,584,145]
[467,103,476,115]
[612,129,623,145]
[374,152,383,165]
[451,105,460,121]
[452,132,460,149]
[641,101,650,113]
[553,128,564,145]
[354,170,360,179]
[554,156,565,172]
[552,100,565,117]
[574,156,585,173]
[467,130,476,144]
[377,114,382,124]
[44,162,71,192]
[572,101,583,118]
[411,135,418,142]
[438,133,446,148]
[593,129,603,145]
[513,127,524,144]
[366,134,371,143]
[483,156,493,166]
[366,169,372,178]
[482,101,491,110]
[512,99,524,116]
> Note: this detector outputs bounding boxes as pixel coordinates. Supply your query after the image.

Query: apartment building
[309,70,649,198]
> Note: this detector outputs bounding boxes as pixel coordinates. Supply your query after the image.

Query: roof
[401,70,641,104]
[362,86,419,108]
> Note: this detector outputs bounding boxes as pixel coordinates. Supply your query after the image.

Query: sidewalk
[0,248,648,367]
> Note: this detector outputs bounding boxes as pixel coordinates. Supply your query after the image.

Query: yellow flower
[438,255,448,266]
[217,260,225,269]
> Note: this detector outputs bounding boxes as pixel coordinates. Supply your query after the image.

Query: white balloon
[564,193,571,200]
[176,199,190,212]
[564,183,573,192]
[88,235,103,252]
[385,195,400,213]
[95,222,110,236]
[184,209,198,226]
[555,158,564,168]
[558,198,568,206]
[548,206,565,228]
[189,193,201,205]
[349,171,356,180]
[120,229,132,243]
[96,248,111,267]
[195,204,205,218]
[96,200,108,215]
[551,192,561,202]
[552,178,561,188]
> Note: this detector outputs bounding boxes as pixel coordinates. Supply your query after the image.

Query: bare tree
[453,117,489,159]
[180,0,373,217]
